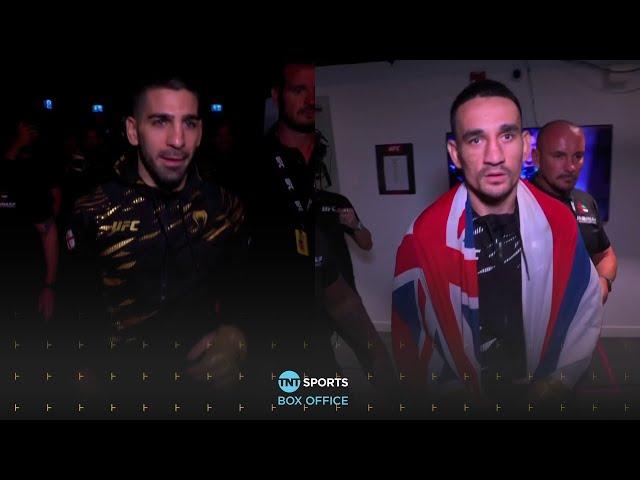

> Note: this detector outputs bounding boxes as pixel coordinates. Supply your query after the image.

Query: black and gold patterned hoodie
[67,153,246,345]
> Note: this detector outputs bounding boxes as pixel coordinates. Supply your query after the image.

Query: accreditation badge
[295,228,309,256]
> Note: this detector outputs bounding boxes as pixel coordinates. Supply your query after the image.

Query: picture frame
[376,143,416,195]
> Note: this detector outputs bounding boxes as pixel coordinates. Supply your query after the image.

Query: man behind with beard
[244,61,334,396]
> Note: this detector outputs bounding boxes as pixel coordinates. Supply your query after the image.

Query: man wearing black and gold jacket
[66,77,248,410]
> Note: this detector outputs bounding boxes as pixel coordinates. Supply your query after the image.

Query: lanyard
[273,154,313,227]
[273,154,312,256]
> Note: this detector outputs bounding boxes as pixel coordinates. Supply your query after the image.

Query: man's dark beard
[278,99,315,134]
[139,150,186,192]
[468,181,518,212]
[280,112,315,133]
[547,173,574,197]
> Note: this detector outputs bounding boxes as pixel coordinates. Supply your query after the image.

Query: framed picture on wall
[376,143,416,195]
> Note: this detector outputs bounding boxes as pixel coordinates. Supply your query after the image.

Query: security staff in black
[243,61,336,385]
[248,126,318,261]
[531,120,617,303]
[245,127,326,371]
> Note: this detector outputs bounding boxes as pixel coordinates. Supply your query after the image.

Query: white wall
[317,60,640,336]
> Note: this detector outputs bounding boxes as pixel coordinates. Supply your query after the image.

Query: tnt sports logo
[278,370,301,393]
[276,370,350,408]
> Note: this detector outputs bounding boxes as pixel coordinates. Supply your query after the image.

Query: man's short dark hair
[131,76,200,118]
[270,60,315,89]
[450,79,522,137]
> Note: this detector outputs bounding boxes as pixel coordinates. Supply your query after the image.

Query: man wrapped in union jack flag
[392,80,603,403]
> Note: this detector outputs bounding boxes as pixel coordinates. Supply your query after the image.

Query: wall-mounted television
[446,125,613,221]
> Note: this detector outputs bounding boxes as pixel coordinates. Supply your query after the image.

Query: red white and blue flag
[392,181,603,393]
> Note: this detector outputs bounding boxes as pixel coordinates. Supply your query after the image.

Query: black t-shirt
[243,130,335,372]
[473,208,527,392]
[315,228,340,294]
[531,176,610,257]
[244,130,318,321]
[246,130,315,259]
[315,190,360,290]
[0,158,52,279]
